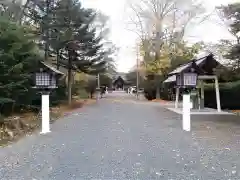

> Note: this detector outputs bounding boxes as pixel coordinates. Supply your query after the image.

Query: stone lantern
[33,61,64,134]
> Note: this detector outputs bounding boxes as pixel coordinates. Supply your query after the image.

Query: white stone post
[182,94,191,132]
[41,92,50,134]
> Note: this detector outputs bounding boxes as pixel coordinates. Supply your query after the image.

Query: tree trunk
[155,55,161,99]
[155,76,160,99]
[67,54,72,105]
[155,29,162,99]
[67,68,72,105]
[57,49,60,70]
[44,0,50,61]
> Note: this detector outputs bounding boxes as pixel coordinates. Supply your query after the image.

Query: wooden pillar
[175,87,180,108]
[197,88,201,110]
[200,80,204,100]
[215,76,221,112]
[200,80,204,109]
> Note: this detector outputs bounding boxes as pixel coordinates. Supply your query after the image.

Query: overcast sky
[82,0,238,72]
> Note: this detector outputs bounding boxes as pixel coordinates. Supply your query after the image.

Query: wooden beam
[199,75,221,111]
[198,75,217,80]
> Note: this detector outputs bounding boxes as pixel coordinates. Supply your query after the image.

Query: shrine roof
[168,53,220,76]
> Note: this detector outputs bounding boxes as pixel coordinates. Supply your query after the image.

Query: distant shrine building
[113,76,125,90]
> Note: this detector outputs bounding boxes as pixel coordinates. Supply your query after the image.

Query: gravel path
[0,92,240,179]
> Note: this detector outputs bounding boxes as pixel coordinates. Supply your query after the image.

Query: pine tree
[25,0,109,104]
[0,17,41,107]
[52,0,107,103]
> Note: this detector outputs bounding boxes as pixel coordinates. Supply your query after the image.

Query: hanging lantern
[176,73,198,88]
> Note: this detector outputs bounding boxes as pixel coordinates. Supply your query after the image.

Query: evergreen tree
[25,0,109,104]
[0,18,41,108]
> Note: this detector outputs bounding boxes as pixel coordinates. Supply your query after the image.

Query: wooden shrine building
[113,76,126,90]
[163,53,223,112]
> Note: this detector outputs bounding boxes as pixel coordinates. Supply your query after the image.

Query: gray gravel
[0,92,240,180]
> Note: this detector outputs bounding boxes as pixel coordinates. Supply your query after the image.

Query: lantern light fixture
[32,61,64,134]
[176,72,198,88]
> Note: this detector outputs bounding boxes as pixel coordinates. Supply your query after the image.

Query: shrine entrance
[113,76,125,90]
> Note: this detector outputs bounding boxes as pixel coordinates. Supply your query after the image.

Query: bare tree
[126,0,205,53]
[215,4,240,44]
[125,0,205,98]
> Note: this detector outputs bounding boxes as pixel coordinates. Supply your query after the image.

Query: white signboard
[183,73,197,86]
[36,73,50,86]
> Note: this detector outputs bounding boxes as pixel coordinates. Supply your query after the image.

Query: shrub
[85,79,97,98]
[142,80,156,100]
[0,98,15,116]
[77,88,89,99]
[204,80,240,110]
[50,80,68,106]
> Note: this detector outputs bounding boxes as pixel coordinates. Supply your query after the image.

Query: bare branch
[215,6,239,42]
[125,0,206,67]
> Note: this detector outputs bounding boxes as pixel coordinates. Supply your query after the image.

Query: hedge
[143,80,156,100]
[204,80,240,110]
[143,80,240,110]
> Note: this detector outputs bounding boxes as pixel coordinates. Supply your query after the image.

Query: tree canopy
[0,0,117,106]
[19,0,116,103]
[0,17,41,108]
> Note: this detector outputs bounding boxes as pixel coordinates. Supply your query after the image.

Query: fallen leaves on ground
[0,99,96,146]
[151,99,169,103]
